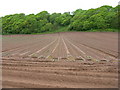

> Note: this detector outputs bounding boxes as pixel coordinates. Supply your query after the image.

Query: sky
[0,0,119,17]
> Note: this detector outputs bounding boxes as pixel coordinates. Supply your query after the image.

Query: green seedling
[75,56,84,61]
[53,57,58,61]
[47,55,53,59]
[31,54,38,58]
[38,55,45,59]
[92,58,99,62]
[67,55,75,61]
[86,56,92,61]
[61,57,67,60]
[75,58,83,61]
[100,59,109,62]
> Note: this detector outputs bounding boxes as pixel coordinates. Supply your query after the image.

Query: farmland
[2,32,118,88]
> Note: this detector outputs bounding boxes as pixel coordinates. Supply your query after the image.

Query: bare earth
[2,32,118,88]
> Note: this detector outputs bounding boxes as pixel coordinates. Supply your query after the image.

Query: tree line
[2,5,120,34]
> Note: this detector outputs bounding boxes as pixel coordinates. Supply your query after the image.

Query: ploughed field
[2,32,118,88]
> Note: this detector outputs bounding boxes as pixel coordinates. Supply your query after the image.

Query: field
[2,32,118,88]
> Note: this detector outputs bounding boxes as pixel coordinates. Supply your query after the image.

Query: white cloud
[0,0,119,17]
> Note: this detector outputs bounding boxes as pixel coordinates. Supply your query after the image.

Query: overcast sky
[1,0,119,17]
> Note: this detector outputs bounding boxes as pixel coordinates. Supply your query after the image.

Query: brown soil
[2,32,118,88]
